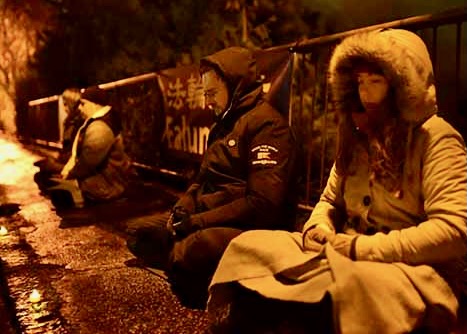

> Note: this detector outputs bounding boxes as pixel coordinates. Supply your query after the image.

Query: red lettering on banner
[186,74,204,109]
[167,78,186,110]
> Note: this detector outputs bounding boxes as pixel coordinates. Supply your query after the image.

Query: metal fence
[25,94,62,148]
[278,6,467,208]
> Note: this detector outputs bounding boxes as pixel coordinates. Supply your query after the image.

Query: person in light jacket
[207,29,467,334]
[34,87,82,190]
[47,86,134,208]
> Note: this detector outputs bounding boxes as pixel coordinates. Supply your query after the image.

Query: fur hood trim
[329,29,437,124]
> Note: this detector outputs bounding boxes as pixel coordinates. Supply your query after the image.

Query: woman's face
[201,70,229,117]
[357,71,389,110]
[352,69,390,134]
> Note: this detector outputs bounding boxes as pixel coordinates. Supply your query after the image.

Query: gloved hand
[167,206,201,238]
[303,224,335,252]
[328,233,358,260]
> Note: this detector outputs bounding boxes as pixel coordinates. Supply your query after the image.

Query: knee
[168,232,218,309]
[125,212,170,236]
[170,228,242,271]
[170,232,212,272]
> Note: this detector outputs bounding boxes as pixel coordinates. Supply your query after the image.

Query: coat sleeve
[173,183,201,213]
[302,163,344,234]
[67,120,115,180]
[356,132,467,264]
[190,116,296,230]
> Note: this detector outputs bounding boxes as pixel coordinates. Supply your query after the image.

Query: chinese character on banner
[186,74,204,110]
[167,78,186,110]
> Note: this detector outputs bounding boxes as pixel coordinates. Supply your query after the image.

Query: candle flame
[29,289,41,303]
[0,226,8,236]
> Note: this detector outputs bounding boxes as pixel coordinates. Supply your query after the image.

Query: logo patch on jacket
[251,145,278,166]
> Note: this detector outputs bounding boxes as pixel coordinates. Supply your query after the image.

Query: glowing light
[0,226,8,236]
[29,289,42,303]
[0,138,40,185]
[262,82,271,93]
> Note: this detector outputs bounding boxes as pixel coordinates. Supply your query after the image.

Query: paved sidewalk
[0,135,209,334]
[2,134,466,334]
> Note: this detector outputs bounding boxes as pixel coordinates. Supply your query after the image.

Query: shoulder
[416,115,465,144]
[242,100,288,126]
[83,120,114,141]
[86,119,112,132]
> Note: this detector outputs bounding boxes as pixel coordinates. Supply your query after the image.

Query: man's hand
[303,224,335,252]
[166,213,177,237]
[167,206,201,238]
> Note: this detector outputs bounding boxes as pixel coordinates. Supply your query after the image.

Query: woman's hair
[335,60,409,192]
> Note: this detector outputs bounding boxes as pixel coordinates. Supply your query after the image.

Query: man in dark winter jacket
[126,46,299,308]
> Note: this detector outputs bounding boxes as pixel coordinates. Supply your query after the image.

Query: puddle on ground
[1,214,67,334]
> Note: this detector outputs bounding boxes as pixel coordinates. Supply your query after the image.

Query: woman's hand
[303,225,359,260]
[303,224,335,252]
[329,233,359,260]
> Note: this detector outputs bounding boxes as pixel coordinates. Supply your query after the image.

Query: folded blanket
[208,230,458,333]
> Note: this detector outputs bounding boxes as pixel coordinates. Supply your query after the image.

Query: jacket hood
[329,29,437,124]
[201,46,262,119]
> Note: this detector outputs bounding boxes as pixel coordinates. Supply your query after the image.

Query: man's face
[78,99,90,115]
[78,99,99,118]
[201,70,229,117]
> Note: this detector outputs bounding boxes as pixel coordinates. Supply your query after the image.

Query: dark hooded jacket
[176,47,298,231]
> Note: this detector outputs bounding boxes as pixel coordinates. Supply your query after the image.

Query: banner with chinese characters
[157,50,292,160]
[158,65,214,159]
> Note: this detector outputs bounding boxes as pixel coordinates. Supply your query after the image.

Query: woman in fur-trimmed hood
[206,29,467,333]
[329,28,438,193]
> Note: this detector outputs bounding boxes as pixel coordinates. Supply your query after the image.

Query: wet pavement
[2,133,467,334]
[0,135,209,334]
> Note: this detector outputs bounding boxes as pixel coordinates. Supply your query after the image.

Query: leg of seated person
[126,211,173,268]
[49,189,76,209]
[34,170,61,191]
[48,179,84,208]
[168,227,243,309]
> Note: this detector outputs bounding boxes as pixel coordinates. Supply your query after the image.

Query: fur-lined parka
[304,28,467,295]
